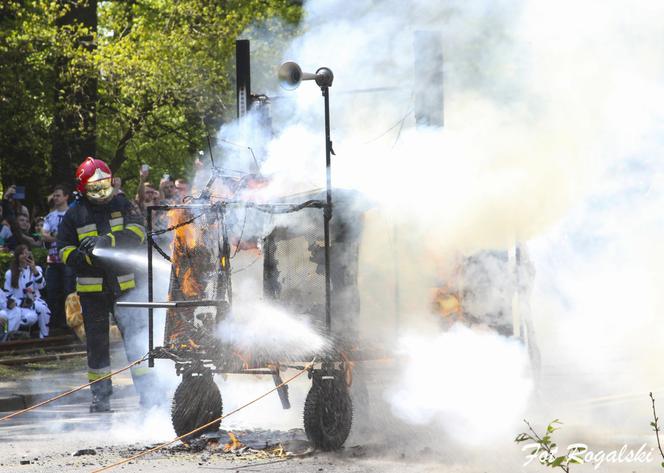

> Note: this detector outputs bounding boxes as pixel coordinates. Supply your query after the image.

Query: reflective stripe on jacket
[56,194,144,295]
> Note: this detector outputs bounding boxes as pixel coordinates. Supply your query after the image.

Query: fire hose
[0,354,149,422]
[0,354,314,470]
[91,358,315,473]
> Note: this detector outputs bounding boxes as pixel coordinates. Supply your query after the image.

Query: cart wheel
[171,373,222,439]
[303,382,353,451]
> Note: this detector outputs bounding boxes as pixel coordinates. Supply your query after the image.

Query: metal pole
[235,39,252,120]
[147,207,154,367]
[322,86,332,333]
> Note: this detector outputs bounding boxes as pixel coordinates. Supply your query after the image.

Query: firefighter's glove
[79,235,112,256]
[79,236,102,256]
[79,236,98,255]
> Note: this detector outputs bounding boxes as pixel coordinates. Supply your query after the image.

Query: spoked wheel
[303,381,353,451]
[171,373,222,439]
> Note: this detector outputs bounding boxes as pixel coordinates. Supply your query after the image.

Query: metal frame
[114,65,354,432]
[119,70,338,370]
[322,84,333,333]
[112,56,356,449]
[118,198,334,372]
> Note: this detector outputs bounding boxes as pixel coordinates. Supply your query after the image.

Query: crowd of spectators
[0,167,190,342]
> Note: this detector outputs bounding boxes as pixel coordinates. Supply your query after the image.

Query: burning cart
[116,61,362,450]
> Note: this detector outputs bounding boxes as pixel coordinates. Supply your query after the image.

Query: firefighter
[57,157,155,412]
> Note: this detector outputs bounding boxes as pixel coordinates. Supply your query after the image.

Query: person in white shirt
[42,185,74,329]
[4,244,50,338]
[0,296,38,340]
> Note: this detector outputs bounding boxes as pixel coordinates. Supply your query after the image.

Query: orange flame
[431,285,462,317]
[169,209,198,252]
[166,208,207,348]
[181,267,203,297]
[223,432,244,452]
[168,208,201,278]
[271,444,286,457]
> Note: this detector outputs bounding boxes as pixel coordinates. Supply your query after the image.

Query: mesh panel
[152,196,362,353]
[261,208,326,325]
[155,204,328,347]
[161,207,227,349]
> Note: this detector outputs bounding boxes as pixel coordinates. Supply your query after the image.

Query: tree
[0,2,58,206]
[51,0,98,188]
[0,0,302,207]
[95,0,302,195]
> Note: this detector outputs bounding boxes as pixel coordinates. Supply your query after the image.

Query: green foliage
[31,247,48,267]
[0,1,59,202]
[515,419,582,472]
[0,0,303,204]
[0,252,12,286]
[96,0,302,197]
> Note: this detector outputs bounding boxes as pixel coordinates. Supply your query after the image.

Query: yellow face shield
[85,178,113,203]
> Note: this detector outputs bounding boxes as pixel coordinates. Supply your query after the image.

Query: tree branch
[525,420,569,473]
[109,104,151,171]
[650,392,664,463]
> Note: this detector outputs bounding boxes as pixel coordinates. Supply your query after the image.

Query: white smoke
[193,0,664,455]
[11,1,663,463]
[386,324,532,444]
[216,296,330,359]
[529,154,664,431]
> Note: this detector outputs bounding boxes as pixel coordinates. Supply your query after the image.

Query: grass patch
[0,354,87,378]
[0,364,21,379]
[24,355,87,371]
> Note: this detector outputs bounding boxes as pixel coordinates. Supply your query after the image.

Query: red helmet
[75,157,114,204]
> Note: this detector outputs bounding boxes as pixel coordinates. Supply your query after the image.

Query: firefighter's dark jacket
[57,194,146,297]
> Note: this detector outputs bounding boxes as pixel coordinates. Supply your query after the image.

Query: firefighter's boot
[89,378,112,413]
[90,394,111,413]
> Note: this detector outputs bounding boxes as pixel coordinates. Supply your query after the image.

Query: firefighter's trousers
[79,292,155,402]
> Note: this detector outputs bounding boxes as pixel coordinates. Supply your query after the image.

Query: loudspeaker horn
[278,61,334,89]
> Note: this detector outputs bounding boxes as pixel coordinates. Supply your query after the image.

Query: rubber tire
[171,374,222,439]
[303,382,353,451]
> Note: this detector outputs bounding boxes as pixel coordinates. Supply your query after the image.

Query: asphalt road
[0,391,467,473]
[0,369,524,473]
[0,362,658,473]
